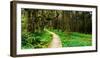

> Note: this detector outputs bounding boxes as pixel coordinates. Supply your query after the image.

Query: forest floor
[22,29,92,49]
[44,29,62,48]
[47,29,92,47]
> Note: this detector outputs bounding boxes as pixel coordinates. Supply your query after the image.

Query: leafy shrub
[21,31,52,49]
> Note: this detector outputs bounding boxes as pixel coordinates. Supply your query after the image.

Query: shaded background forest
[21,8,92,49]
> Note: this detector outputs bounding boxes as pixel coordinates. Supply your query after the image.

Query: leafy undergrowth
[49,29,92,47]
[22,28,92,49]
[21,31,52,49]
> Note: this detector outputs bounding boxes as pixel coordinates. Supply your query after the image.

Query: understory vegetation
[49,29,92,47]
[21,31,52,49]
[22,28,92,49]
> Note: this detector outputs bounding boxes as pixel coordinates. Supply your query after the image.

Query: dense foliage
[21,31,52,49]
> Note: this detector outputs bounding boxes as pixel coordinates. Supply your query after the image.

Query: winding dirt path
[44,29,62,48]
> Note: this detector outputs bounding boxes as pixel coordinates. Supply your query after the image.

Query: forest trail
[44,29,62,48]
